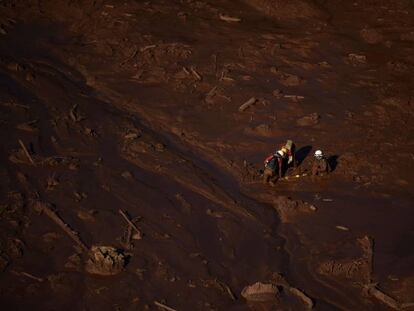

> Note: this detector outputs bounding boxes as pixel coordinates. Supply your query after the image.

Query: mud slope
[1,1,414,310]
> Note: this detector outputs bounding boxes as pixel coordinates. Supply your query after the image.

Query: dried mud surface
[0,0,414,310]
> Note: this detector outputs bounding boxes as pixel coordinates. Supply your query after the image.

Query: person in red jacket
[263,149,286,184]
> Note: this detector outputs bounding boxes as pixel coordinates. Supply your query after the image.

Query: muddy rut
[1,1,414,310]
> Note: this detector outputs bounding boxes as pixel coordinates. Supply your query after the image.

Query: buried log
[33,201,127,275]
[119,209,142,240]
[32,201,89,252]
[239,97,257,112]
[364,284,400,310]
[18,139,36,166]
[219,14,241,22]
[154,301,177,311]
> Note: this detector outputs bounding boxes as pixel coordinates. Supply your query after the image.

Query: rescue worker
[263,149,286,185]
[281,139,296,168]
[312,149,330,176]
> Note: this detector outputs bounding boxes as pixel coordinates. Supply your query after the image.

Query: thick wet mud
[0,1,413,310]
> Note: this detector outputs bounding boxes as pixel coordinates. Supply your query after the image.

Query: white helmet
[277,150,285,157]
[314,150,323,159]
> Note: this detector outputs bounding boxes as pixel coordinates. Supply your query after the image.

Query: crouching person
[312,149,330,176]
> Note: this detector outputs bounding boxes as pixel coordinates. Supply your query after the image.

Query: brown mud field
[0,0,414,310]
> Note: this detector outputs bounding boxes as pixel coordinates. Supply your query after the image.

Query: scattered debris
[289,287,314,309]
[272,89,283,98]
[335,225,349,231]
[18,139,36,166]
[239,97,257,112]
[85,246,126,276]
[121,170,133,179]
[16,120,38,132]
[77,209,96,222]
[273,196,316,223]
[46,175,59,191]
[284,94,304,101]
[32,200,89,252]
[348,53,367,65]
[241,282,278,302]
[360,28,383,44]
[11,270,44,282]
[364,284,400,310]
[69,104,84,122]
[119,209,142,240]
[296,113,320,126]
[219,14,241,23]
[154,300,177,311]
[190,67,202,81]
[140,45,157,52]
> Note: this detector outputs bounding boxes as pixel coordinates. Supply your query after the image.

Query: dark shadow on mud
[328,155,339,172]
[295,145,312,166]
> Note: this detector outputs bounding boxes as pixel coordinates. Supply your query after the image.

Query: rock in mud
[279,73,305,87]
[360,28,383,44]
[347,53,367,65]
[241,282,279,302]
[246,123,273,136]
[245,0,326,20]
[85,246,127,276]
[296,113,320,126]
[273,196,316,223]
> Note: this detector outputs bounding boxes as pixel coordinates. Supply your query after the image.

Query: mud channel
[0,0,414,310]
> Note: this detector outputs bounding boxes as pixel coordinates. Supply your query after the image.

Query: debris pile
[85,246,127,276]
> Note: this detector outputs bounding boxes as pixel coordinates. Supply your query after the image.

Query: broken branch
[154,301,177,311]
[18,139,36,166]
[119,209,142,240]
[33,201,89,252]
[239,97,257,112]
[219,14,241,23]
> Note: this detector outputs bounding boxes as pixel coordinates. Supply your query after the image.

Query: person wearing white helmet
[312,149,330,176]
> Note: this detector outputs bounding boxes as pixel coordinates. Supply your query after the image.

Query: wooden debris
[18,140,36,166]
[221,282,236,301]
[11,270,44,282]
[206,86,217,97]
[154,301,177,311]
[271,274,313,309]
[16,120,38,132]
[69,104,83,122]
[32,201,89,252]
[364,284,400,310]
[140,44,156,52]
[239,97,257,112]
[241,282,278,302]
[336,225,349,231]
[119,209,142,240]
[120,46,138,65]
[182,66,190,75]
[284,95,305,101]
[190,67,202,81]
[219,14,241,23]
[289,287,313,309]
[348,53,367,64]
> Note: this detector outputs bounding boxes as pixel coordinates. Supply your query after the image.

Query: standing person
[282,139,296,168]
[312,149,330,176]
